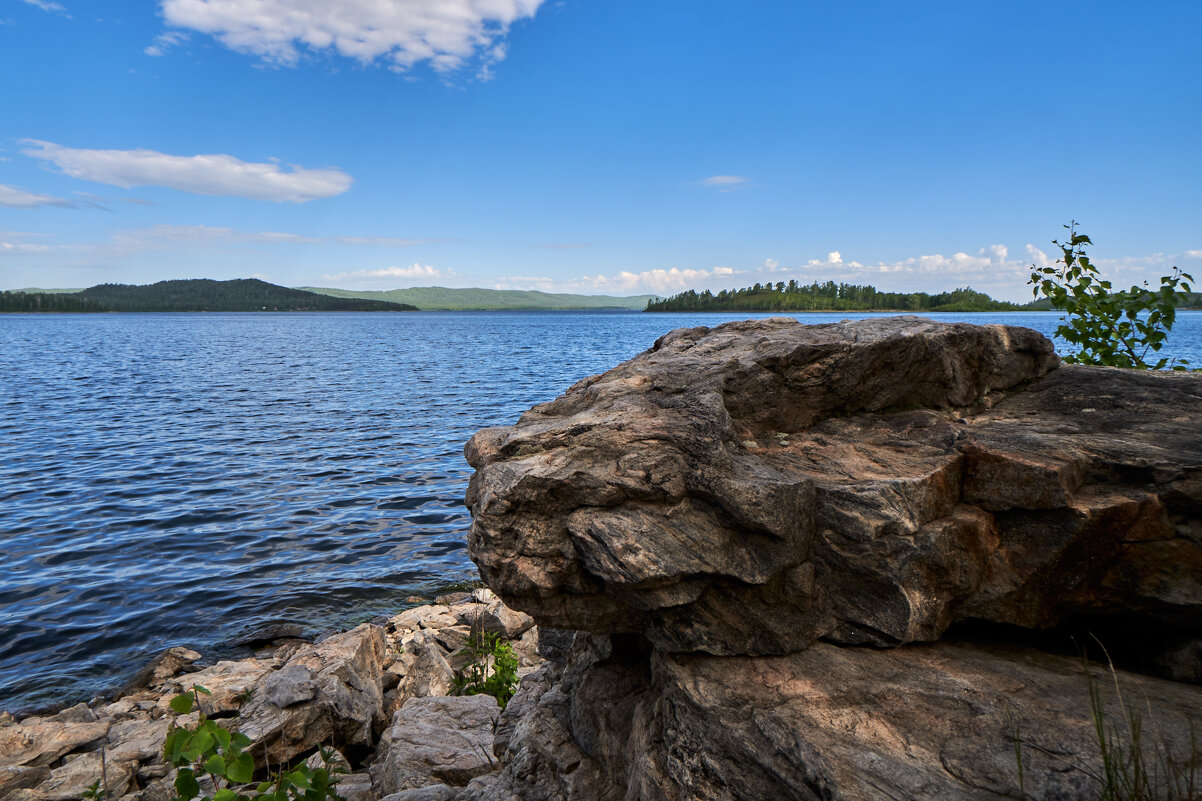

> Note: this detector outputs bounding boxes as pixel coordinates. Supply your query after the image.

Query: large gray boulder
[465,317,1202,657]
[463,317,1202,801]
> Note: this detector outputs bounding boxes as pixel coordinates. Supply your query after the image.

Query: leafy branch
[1030,222,1193,369]
[162,686,343,801]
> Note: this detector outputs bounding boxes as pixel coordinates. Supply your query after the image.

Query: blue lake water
[1,309,1200,711]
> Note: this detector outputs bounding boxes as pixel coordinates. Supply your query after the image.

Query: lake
[2,309,1200,711]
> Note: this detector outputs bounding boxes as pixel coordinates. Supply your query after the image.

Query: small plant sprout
[452,619,520,709]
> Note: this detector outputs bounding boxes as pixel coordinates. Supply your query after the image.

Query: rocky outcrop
[0,590,540,801]
[464,317,1202,800]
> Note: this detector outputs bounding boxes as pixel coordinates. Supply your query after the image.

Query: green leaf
[191,727,216,757]
[204,755,227,776]
[227,752,256,785]
[213,789,239,801]
[175,768,201,801]
[231,733,253,750]
[193,685,213,696]
[170,694,195,715]
[213,728,231,750]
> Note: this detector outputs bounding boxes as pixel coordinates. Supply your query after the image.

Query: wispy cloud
[0,225,449,263]
[700,175,748,192]
[573,266,739,294]
[0,183,76,209]
[321,263,458,283]
[0,229,53,254]
[144,30,190,57]
[153,0,546,78]
[336,235,449,247]
[490,275,556,290]
[20,0,68,15]
[111,224,322,247]
[22,139,353,203]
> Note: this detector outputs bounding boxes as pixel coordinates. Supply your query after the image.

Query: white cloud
[0,183,75,209]
[700,175,748,192]
[20,0,68,14]
[321,263,457,282]
[22,140,352,203]
[1026,243,1053,267]
[575,266,739,294]
[154,0,545,76]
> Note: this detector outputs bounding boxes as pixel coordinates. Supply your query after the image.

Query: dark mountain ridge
[2,279,418,312]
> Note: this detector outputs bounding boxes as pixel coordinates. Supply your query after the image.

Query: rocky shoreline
[4,317,1201,801]
[1,588,547,801]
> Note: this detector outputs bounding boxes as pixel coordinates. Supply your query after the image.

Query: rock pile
[464,316,1202,800]
[0,589,541,801]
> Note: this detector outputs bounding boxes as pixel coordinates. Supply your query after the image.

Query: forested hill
[301,285,658,311]
[2,279,418,312]
[645,281,1026,312]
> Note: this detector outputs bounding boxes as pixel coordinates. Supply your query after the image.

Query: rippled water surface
[2,310,1200,710]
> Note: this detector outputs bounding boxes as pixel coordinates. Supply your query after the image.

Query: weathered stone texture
[466,317,1202,658]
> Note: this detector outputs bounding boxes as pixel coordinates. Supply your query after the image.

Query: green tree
[1029,222,1193,369]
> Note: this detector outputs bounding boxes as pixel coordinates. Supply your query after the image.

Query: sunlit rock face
[466,316,1201,655]
[461,316,1202,801]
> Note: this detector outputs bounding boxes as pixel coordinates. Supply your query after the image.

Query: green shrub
[1029,222,1193,369]
[452,633,519,709]
[162,686,344,801]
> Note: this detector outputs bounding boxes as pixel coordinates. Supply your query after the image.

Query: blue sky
[1,0,1199,300]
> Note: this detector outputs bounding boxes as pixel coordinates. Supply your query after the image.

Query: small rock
[389,606,457,633]
[370,696,500,796]
[381,786,461,801]
[334,773,375,801]
[261,664,318,708]
[118,647,202,696]
[230,623,305,648]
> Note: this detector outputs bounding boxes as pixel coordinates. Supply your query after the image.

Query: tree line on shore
[645,281,1030,312]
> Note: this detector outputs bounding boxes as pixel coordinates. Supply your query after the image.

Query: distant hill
[300,286,659,311]
[3,279,418,313]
